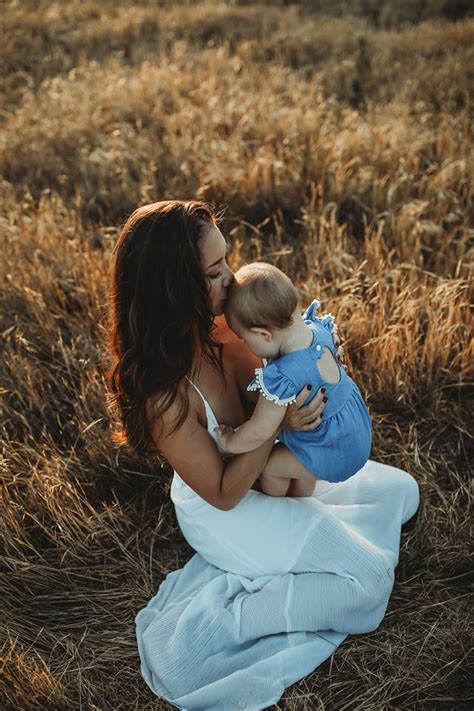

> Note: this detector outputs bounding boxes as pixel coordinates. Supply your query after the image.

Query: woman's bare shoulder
[146,381,202,436]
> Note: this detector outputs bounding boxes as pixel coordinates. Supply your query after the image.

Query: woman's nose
[223,266,234,287]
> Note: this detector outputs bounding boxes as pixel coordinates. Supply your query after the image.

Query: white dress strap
[185,375,207,403]
[185,375,218,430]
[184,376,230,458]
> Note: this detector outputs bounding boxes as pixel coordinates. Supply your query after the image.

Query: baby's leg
[261,443,319,497]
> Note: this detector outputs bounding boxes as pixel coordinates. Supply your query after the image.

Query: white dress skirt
[136,380,420,710]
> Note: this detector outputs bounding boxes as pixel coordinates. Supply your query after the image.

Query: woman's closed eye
[207,246,230,281]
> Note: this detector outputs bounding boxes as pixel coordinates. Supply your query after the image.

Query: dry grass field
[1,0,473,708]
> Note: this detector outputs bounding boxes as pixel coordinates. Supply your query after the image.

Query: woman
[107,200,419,707]
[108,199,328,504]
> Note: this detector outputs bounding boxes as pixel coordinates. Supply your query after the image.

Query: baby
[216,262,372,497]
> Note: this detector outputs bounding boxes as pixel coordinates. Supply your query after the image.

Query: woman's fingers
[301,415,323,432]
[293,384,313,408]
[295,385,327,428]
[299,408,324,427]
[284,385,328,431]
[294,384,324,410]
[297,385,325,411]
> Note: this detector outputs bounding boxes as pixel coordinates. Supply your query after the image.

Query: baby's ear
[249,326,272,341]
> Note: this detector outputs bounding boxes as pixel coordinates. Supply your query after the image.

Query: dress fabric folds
[135,459,419,710]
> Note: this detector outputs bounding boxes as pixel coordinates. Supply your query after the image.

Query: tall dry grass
[1,1,473,708]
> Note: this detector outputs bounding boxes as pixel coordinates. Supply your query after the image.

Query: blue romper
[247,300,372,482]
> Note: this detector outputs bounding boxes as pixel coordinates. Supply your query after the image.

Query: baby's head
[224,262,299,358]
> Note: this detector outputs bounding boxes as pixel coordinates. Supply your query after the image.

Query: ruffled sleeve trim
[247,368,297,406]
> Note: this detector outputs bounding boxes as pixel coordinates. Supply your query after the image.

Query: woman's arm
[150,393,277,511]
[218,433,279,509]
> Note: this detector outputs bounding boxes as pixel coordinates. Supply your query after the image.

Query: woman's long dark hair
[106,199,226,458]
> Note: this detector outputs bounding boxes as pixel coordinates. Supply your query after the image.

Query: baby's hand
[214,423,235,449]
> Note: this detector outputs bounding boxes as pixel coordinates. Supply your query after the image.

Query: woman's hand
[281,385,328,432]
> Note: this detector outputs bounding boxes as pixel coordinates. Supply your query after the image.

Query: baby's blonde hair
[226,262,299,330]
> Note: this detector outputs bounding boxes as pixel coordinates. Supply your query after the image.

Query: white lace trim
[324,313,338,335]
[246,368,296,406]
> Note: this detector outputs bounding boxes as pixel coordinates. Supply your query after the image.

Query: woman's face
[199,223,234,316]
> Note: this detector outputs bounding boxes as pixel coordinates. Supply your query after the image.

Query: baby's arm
[216,394,286,454]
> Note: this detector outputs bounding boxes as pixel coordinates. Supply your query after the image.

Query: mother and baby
[107,200,419,707]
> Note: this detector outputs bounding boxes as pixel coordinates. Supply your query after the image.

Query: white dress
[136,378,420,710]
[171,378,418,579]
